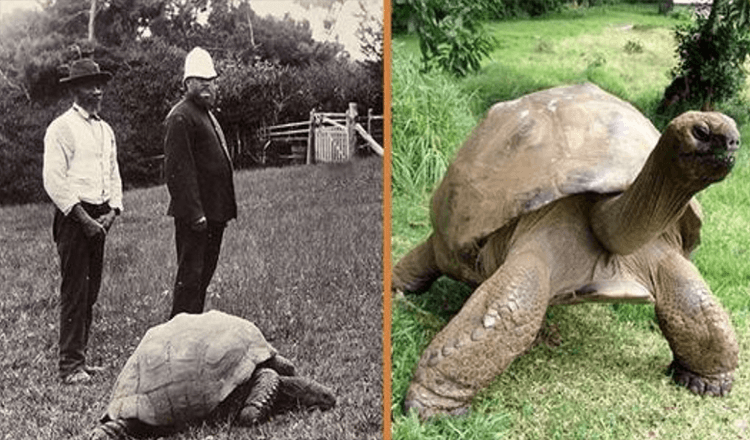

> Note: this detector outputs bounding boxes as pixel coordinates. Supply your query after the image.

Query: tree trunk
[88,0,96,42]
[246,7,256,47]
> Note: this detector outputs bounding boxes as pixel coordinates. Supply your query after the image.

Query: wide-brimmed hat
[60,58,112,85]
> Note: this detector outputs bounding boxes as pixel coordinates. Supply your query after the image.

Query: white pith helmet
[183,47,217,84]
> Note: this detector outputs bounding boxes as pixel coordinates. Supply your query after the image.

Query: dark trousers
[170,219,226,318]
[53,203,109,377]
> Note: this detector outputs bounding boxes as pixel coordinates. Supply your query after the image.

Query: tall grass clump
[391,43,478,197]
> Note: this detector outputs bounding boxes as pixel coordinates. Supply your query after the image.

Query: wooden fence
[259,103,383,165]
[148,103,382,180]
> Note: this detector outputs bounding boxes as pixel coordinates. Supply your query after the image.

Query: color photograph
[390,1,749,439]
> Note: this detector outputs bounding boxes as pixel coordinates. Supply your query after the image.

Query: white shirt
[43,104,123,215]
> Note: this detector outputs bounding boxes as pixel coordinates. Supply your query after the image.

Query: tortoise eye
[692,125,710,142]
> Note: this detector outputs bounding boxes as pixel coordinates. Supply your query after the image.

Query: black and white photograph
[0,1,384,439]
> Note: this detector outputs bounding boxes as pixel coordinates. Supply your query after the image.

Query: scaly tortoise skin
[89,310,335,438]
[394,83,740,420]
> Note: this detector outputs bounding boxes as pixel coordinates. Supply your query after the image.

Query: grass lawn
[0,156,383,439]
[390,4,750,440]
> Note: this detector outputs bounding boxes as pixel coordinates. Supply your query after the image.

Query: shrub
[393,0,495,77]
[667,1,750,109]
[105,39,185,187]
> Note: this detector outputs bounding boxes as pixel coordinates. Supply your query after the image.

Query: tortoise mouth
[680,149,736,182]
[695,149,736,168]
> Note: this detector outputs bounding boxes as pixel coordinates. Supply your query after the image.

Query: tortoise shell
[431,83,699,259]
[105,310,277,427]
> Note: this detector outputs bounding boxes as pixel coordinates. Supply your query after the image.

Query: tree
[0,0,381,204]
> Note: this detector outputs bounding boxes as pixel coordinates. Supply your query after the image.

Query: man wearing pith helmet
[43,57,123,384]
[163,47,237,318]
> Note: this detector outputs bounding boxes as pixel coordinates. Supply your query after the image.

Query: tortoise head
[660,111,740,190]
[591,111,739,256]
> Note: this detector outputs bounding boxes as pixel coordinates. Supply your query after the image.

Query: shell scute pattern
[106,311,276,427]
[434,83,661,258]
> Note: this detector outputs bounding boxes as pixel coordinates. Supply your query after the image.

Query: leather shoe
[83,365,107,375]
[61,370,91,384]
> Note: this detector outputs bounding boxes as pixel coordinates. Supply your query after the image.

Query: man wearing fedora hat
[163,47,237,318]
[43,57,123,384]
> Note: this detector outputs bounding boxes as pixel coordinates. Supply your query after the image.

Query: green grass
[0,157,383,439]
[391,4,750,439]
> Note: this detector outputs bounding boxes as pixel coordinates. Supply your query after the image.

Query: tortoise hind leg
[652,249,738,396]
[405,246,551,419]
[393,234,441,293]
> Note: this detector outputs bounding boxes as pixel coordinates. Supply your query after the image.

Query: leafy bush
[393,0,570,30]
[393,0,495,77]
[668,1,750,108]
[104,39,185,186]
[624,39,645,53]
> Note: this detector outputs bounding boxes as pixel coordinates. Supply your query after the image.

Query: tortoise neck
[591,138,696,255]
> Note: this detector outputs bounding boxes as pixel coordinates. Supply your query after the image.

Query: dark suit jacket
[164,97,237,223]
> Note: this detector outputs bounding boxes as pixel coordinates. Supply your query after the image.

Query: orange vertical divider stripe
[382,0,393,438]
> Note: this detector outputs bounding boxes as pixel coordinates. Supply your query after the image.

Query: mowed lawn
[391,5,750,440]
[0,156,383,439]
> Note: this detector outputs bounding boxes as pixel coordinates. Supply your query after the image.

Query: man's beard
[80,95,102,114]
[189,90,215,109]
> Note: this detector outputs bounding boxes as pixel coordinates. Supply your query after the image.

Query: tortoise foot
[669,360,734,397]
[404,396,470,420]
[404,383,470,421]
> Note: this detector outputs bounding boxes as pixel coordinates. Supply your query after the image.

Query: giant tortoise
[393,83,740,420]
[89,310,335,438]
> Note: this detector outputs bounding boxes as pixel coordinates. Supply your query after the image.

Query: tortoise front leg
[236,369,336,425]
[653,250,738,396]
[393,234,442,293]
[236,368,280,425]
[404,247,550,420]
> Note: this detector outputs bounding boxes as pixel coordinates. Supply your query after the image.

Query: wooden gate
[258,103,383,166]
[315,126,350,162]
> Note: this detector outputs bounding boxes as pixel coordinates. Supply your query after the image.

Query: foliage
[392,0,569,32]
[667,0,750,108]
[0,0,383,204]
[393,0,496,77]
[104,38,186,184]
[392,3,689,195]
